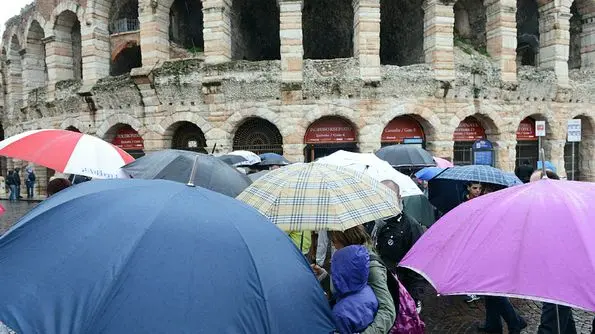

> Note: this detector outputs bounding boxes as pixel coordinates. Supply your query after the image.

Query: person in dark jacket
[6,171,16,201]
[372,180,426,305]
[331,245,378,334]
[515,160,534,183]
[13,168,22,199]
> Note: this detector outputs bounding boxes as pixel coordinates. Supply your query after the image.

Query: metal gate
[233,118,283,155]
[172,122,208,154]
[564,142,580,180]
[515,141,539,168]
[453,142,473,166]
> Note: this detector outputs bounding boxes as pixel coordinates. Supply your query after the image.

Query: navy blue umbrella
[0,179,335,334]
[258,153,290,167]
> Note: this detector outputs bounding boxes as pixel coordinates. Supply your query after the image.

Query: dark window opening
[453,0,487,54]
[303,0,353,59]
[233,118,283,155]
[111,45,142,76]
[109,0,139,34]
[380,0,423,65]
[172,122,207,154]
[569,2,582,70]
[230,0,280,60]
[169,0,204,52]
[516,0,539,67]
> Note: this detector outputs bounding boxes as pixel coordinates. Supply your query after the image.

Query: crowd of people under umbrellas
[1,144,594,334]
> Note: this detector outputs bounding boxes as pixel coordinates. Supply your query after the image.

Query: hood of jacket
[331,245,370,298]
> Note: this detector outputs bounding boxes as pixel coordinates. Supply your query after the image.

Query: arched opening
[171,121,208,153]
[452,116,489,166]
[233,118,283,155]
[65,126,80,132]
[304,116,358,162]
[380,0,423,65]
[565,116,594,181]
[7,36,23,111]
[381,116,426,148]
[110,44,142,76]
[169,0,204,55]
[568,1,582,70]
[109,0,139,34]
[230,0,280,60]
[303,0,353,59]
[453,0,487,54]
[106,124,145,158]
[25,21,47,93]
[515,117,538,182]
[516,0,540,67]
[54,11,83,80]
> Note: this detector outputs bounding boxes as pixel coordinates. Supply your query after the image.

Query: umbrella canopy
[414,167,446,181]
[226,150,261,166]
[375,145,436,168]
[248,170,270,181]
[402,195,438,228]
[121,149,252,197]
[237,163,401,231]
[218,154,248,166]
[315,150,423,197]
[0,129,133,179]
[400,179,595,312]
[258,153,290,167]
[428,165,522,214]
[0,179,335,333]
[433,157,454,168]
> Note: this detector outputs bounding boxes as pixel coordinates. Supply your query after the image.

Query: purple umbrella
[400,179,595,312]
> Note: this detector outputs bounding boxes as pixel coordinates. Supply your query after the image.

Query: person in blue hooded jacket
[331,244,378,334]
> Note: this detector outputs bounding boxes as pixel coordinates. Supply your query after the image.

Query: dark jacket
[13,172,20,186]
[331,245,378,334]
[373,213,426,301]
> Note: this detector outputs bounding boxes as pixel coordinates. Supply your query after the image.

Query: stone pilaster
[495,139,517,171]
[82,27,111,82]
[43,35,59,99]
[423,0,456,81]
[202,0,232,65]
[139,0,170,66]
[485,0,517,83]
[353,0,381,83]
[546,139,568,177]
[579,136,595,181]
[580,13,595,67]
[538,2,572,87]
[5,57,24,116]
[279,0,304,85]
[426,140,454,162]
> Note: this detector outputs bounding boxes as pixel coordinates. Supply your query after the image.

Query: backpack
[28,172,36,183]
[375,214,412,266]
[369,253,425,334]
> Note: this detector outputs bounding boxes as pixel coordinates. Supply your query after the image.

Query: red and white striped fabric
[0,129,135,179]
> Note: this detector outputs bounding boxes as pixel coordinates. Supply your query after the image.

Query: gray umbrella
[121,150,252,197]
[248,170,270,181]
[375,145,436,168]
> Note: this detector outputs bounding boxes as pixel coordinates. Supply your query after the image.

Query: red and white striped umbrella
[0,129,135,179]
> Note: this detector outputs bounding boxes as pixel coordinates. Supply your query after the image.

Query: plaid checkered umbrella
[433,165,522,186]
[236,163,401,231]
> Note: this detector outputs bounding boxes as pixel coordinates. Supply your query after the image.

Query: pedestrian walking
[13,168,21,200]
[462,181,483,303]
[530,170,579,334]
[6,171,16,201]
[372,179,426,309]
[25,168,36,199]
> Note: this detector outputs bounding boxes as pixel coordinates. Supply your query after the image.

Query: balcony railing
[110,18,140,35]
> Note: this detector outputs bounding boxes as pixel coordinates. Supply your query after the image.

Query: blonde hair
[330,225,373,248]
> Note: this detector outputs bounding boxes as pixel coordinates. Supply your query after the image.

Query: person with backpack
[5,171,16,201]
[25,168,36,199]
[330,245,378,334]
[372,180,426,307]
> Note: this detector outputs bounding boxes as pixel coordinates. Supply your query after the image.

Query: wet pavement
[0,200,593,333]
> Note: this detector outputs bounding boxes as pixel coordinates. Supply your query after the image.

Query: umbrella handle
[187,155,200,187]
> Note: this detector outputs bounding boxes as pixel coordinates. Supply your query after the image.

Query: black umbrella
[121,149,252,197]
[218,154,248,166]
[375,145,436,168]
[257,153,290,167]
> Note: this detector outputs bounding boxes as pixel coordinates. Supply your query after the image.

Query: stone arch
[450,112,502,166]
[380,0,424,65]
[50,1,86,32]
[60,118,88,133]
[229,0,280,60]
[517,0,540,67]
[96,113,143,139]
[24,14,48,42]
[158,111,212,136]
[110,42,142,75]
[6,35,24,115]
[165,121,208,153]
[303,115,359,161]
[24,20,47,95]
[52,9,83,81]
[226,108,283,136]
[453,0,487,53]
[379,104,442,142]
[303,0,354,59]
[232,117,284,155]
[452,109,505,139]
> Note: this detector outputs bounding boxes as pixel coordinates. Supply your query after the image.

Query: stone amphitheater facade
[1,0,595,193]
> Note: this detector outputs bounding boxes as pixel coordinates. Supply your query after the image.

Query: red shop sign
[111,127,144,150]
[305,118,356,144]
[516,117,537,141]
[453,118,486,142]
[381,116,425,143]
